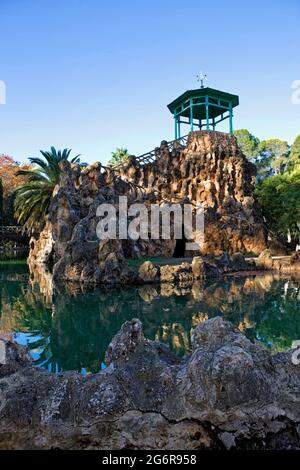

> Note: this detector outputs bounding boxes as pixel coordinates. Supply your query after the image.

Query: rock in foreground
[1,317,300,450]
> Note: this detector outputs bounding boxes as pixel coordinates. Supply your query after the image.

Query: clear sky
[0,0,299,165]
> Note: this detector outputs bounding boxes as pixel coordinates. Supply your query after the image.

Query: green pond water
[0,263,300,374]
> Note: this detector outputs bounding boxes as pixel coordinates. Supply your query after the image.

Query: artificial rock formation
[137,253,253,285]
[255,249,300,273]
[1,317,300,450]
[28,131,268,285]
[117,131,267,255]
[29,160,137,285]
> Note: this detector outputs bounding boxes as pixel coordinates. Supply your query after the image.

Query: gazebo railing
[111,135,189,171]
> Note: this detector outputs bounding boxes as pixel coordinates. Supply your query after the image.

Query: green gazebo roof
[167,87,239,120]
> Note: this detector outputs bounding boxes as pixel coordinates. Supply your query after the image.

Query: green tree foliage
[108,147,129,166]
[255,165,300,248]
[289,134,300,170]
[13,147,80,228]
[234,130,291,179]
[0,155,32,225]
[221,129,299,246]
[257,139,290,178]
[234,129,260,162]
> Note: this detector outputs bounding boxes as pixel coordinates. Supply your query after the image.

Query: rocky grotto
[28,131,272,287]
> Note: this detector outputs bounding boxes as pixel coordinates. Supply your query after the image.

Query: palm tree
[14,147,80,228]
[109,147,129,166]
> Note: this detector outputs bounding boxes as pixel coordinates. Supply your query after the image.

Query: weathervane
[196,72,207,89]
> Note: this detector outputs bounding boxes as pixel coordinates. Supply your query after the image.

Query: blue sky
[0,0,299,164]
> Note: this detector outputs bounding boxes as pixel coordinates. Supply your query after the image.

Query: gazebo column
[175,115,180,139]
[229,102,233,134]
[205,98,210,130]
[189,99,194,132]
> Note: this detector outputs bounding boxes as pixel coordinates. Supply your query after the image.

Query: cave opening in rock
[173,229,188,258]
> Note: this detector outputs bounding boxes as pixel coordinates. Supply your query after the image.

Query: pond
[0,263,300,374]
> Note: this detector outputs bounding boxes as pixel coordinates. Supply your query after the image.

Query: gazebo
[167,87,239,139]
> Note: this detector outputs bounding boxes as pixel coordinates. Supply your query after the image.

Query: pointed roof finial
[196,72,208,89]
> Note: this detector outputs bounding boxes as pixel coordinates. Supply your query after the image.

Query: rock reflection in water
[0,267,300,373]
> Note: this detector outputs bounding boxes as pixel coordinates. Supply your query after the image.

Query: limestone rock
[160,263,194,284]
[138,261,160,283]
[257,249,274,269]
[28,221,53,268]
[28,131,269,286]
[105,319,144,366]
[0,339,32,378]
[191,256,206,279]
[291,251,300,265]
[230,252,248,270]
[118,131,268,256]
[1,317,300,449]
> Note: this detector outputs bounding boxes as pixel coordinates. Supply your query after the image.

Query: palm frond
[13,147,81,227]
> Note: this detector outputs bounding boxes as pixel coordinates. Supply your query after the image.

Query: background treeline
[234,130,300,249]
[0,155,31,225]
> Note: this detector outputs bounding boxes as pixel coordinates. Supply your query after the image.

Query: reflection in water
[0,265,300,373]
